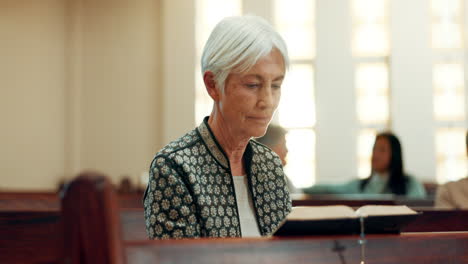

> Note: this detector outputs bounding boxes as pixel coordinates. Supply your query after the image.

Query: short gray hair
[201,15,289,92]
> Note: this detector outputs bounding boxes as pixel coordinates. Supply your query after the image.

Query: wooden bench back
[61,171,125,264]
[0,176,463,264]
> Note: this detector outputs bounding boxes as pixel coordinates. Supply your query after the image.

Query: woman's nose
[258,85,275,109]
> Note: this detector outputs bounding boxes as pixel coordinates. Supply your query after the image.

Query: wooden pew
[0,192,144,211]
[0,209,147,264]
[61,172,125,264]
[4,206,468,264]
[402,209,468,232]
[0,191,434,211]
[124,232,468,264]
[291,193,434,207]
[60,173,468,264]
[0,174,465,264]
[0,192,60,211]
[0,210,62,264]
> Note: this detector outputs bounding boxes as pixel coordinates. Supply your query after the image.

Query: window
[431,0,467,183]
[274,0,316,187]
[195,0,242,124]
[352,0,391,178]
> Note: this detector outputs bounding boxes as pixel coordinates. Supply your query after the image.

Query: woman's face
[217,49,285,138]
[371,137,392,173]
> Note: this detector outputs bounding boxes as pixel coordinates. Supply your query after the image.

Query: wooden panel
[0,211,62,264]
[3,210,467,264]
[118,193,144,209]
[0,192,144,210]
[125,232,468,264]
[291,194,434,207]
[0,192,434,211]
[403,210,468,232]
[0,192,60,211]
[120,209,146,241]
[0,190,461,264]
[61,172,125,264]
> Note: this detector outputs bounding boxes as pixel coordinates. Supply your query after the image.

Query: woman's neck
[372,170,389,179]
[208,114,250,176]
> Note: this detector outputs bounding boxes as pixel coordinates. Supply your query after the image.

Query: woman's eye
[272,84,282,90]
[246,83,260,88]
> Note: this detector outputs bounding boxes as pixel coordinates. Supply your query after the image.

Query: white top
[232,175,261,237]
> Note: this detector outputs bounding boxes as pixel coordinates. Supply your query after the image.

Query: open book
[274,205,420,236]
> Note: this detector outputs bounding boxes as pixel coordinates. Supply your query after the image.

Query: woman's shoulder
[403,174,426,188]
[150,128,203,168]
[152,130,205,169]
[403,173,422,183]
[249,140,281,160]
[157,128,201,155]
[441,177,468,192]
[402,173,427,197]
[250,139,272,152]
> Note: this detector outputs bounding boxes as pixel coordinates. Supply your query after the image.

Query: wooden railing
[0,175,466,264]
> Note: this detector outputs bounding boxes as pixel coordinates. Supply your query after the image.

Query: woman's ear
[203,71,220,101]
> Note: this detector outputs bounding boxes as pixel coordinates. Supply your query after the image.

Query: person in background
[255,124,300,193]
[435,130,468,209]
[302,132,426,198]
[118,177,135,194]
[144,15,291,239]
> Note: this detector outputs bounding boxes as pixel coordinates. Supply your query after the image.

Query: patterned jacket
[143,118,292,239]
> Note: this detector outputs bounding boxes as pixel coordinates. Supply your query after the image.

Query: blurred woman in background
[302,132,426,198]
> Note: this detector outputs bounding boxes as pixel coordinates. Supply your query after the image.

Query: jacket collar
[197,116,256,172]
[197,117,230,169]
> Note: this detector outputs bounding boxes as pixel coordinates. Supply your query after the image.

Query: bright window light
[352,0,389,56]
[357,95,389,124]
[436,128,467,183]
[356,63,389,124]
[436,128,466,160]
[353,24,389,56]
[357,129,377,178]
[274,0,315,60]
[431,0,461,21]
[285,129,315,187]
[433,63,465,121]
[195,0,242,51]
[195,0,242,124]
[278,64,315,128]
[431,0,463,49]
[353,0,387,23]
[432,23,463,49]
[275,0,316,187]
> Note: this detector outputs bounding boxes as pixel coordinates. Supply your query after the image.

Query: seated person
[144,15,291,239]
[255,124,300,193]
[435,131,468,209]
[302,132,426,198]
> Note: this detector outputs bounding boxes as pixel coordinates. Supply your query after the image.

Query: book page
[355,205,417,217]
[287,206,357,220]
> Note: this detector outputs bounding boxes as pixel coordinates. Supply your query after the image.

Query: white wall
[0,0,162,190]
[390,0,436,181]
[315,0,357,183]
[0,0,67,190]
[160,0,196,143]
[78,0,161,185]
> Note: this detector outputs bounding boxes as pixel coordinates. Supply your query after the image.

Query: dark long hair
[360,132,408,195]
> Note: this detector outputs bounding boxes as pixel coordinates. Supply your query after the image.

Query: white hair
[201,15,289,92]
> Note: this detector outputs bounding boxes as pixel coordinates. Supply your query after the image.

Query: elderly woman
[144,15,291,239]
